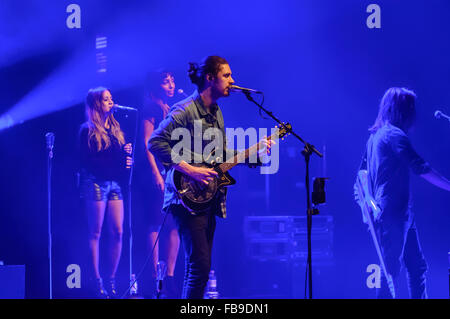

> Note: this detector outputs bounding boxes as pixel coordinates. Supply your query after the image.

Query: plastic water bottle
[130,273,138,295]
[204,270,219,299]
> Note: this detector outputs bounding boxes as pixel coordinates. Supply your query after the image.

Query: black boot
[162,276,178,299]
[154,277,167,299]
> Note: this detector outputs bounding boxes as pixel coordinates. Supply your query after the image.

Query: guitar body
[173,163,236,213]
[356,170,396,298]
[172,123,291,213]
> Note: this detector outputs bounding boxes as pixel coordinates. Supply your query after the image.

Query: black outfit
[78,122,128,298]
[149,91,236,299]
[170,204,216,299]
[360,123,431,298]
[132,101,178,298]
[133,102,177,232]
[78,122,128,201]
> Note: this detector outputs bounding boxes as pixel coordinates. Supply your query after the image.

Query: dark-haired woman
[79,87,132,298]
[134,71,180,298]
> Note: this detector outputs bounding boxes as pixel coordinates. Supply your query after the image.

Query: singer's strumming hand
[189,166,218,185]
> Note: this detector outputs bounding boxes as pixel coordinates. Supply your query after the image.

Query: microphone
[46,132,55,150]
[113,104,138,112]
[178,89,188,97]
[229,85,262,94]
[434,110,450,122]
[45,132,55,158]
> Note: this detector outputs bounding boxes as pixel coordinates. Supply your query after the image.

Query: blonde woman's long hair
[85,87,125,151]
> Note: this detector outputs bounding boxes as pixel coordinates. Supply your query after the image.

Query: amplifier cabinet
[244,215,333,262]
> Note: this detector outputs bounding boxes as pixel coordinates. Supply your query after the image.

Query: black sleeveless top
[79,122,128,182]
[135,101,167,173]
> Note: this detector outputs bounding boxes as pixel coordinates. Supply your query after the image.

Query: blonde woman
[79,87,132,298]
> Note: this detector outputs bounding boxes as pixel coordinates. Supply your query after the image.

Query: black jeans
[376,216,428,299]
[169,204,216,299]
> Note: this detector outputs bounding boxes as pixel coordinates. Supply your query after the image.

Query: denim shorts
[79,175,124,201]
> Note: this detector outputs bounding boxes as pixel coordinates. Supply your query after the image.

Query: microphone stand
[127,109,139,297]
[45,133,54,299]
[242,91,322,299]
[113,107,140,297]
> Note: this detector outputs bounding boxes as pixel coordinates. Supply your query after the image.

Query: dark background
[0,0,449,298]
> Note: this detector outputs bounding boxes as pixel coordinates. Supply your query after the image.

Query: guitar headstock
[274,122,292,141]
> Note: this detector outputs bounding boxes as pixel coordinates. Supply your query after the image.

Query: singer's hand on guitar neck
[175,161,218,185]
[258,136,276,155]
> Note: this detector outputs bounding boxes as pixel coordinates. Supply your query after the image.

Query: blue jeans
[375,216,428,299]
[169,205,216,299]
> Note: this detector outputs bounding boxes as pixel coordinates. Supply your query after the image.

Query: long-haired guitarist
[149,56,273,299]
[356,87,450,298]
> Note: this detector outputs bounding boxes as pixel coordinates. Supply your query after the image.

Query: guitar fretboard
[218,130,279,173]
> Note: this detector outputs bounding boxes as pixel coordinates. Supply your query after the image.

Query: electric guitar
[173,123,291,213]
[355,170,395,298]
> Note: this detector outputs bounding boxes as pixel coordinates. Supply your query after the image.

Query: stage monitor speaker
[0,265,25,299]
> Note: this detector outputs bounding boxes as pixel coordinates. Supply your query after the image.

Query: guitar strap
[359,148,367,170]
[359,139,375,204]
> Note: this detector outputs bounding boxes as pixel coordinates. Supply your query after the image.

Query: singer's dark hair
[145,68,174,94]
[188,56,228,90]
[369,87,417,133]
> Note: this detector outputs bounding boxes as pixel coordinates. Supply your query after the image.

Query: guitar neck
[218,130,278,173]
[218,144,259,173]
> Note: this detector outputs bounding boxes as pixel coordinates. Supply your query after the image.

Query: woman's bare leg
[148,232,159,276]
[86,200,107,279]
[105,199,124,279]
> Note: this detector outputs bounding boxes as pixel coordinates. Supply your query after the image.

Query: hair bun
[188,62,198,73]
[188,62,200,84]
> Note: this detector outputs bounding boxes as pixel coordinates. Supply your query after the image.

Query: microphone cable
[257,92,269,120]
[120,207,170,299]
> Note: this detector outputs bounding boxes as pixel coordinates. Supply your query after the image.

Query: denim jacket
[149,91,236,218]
